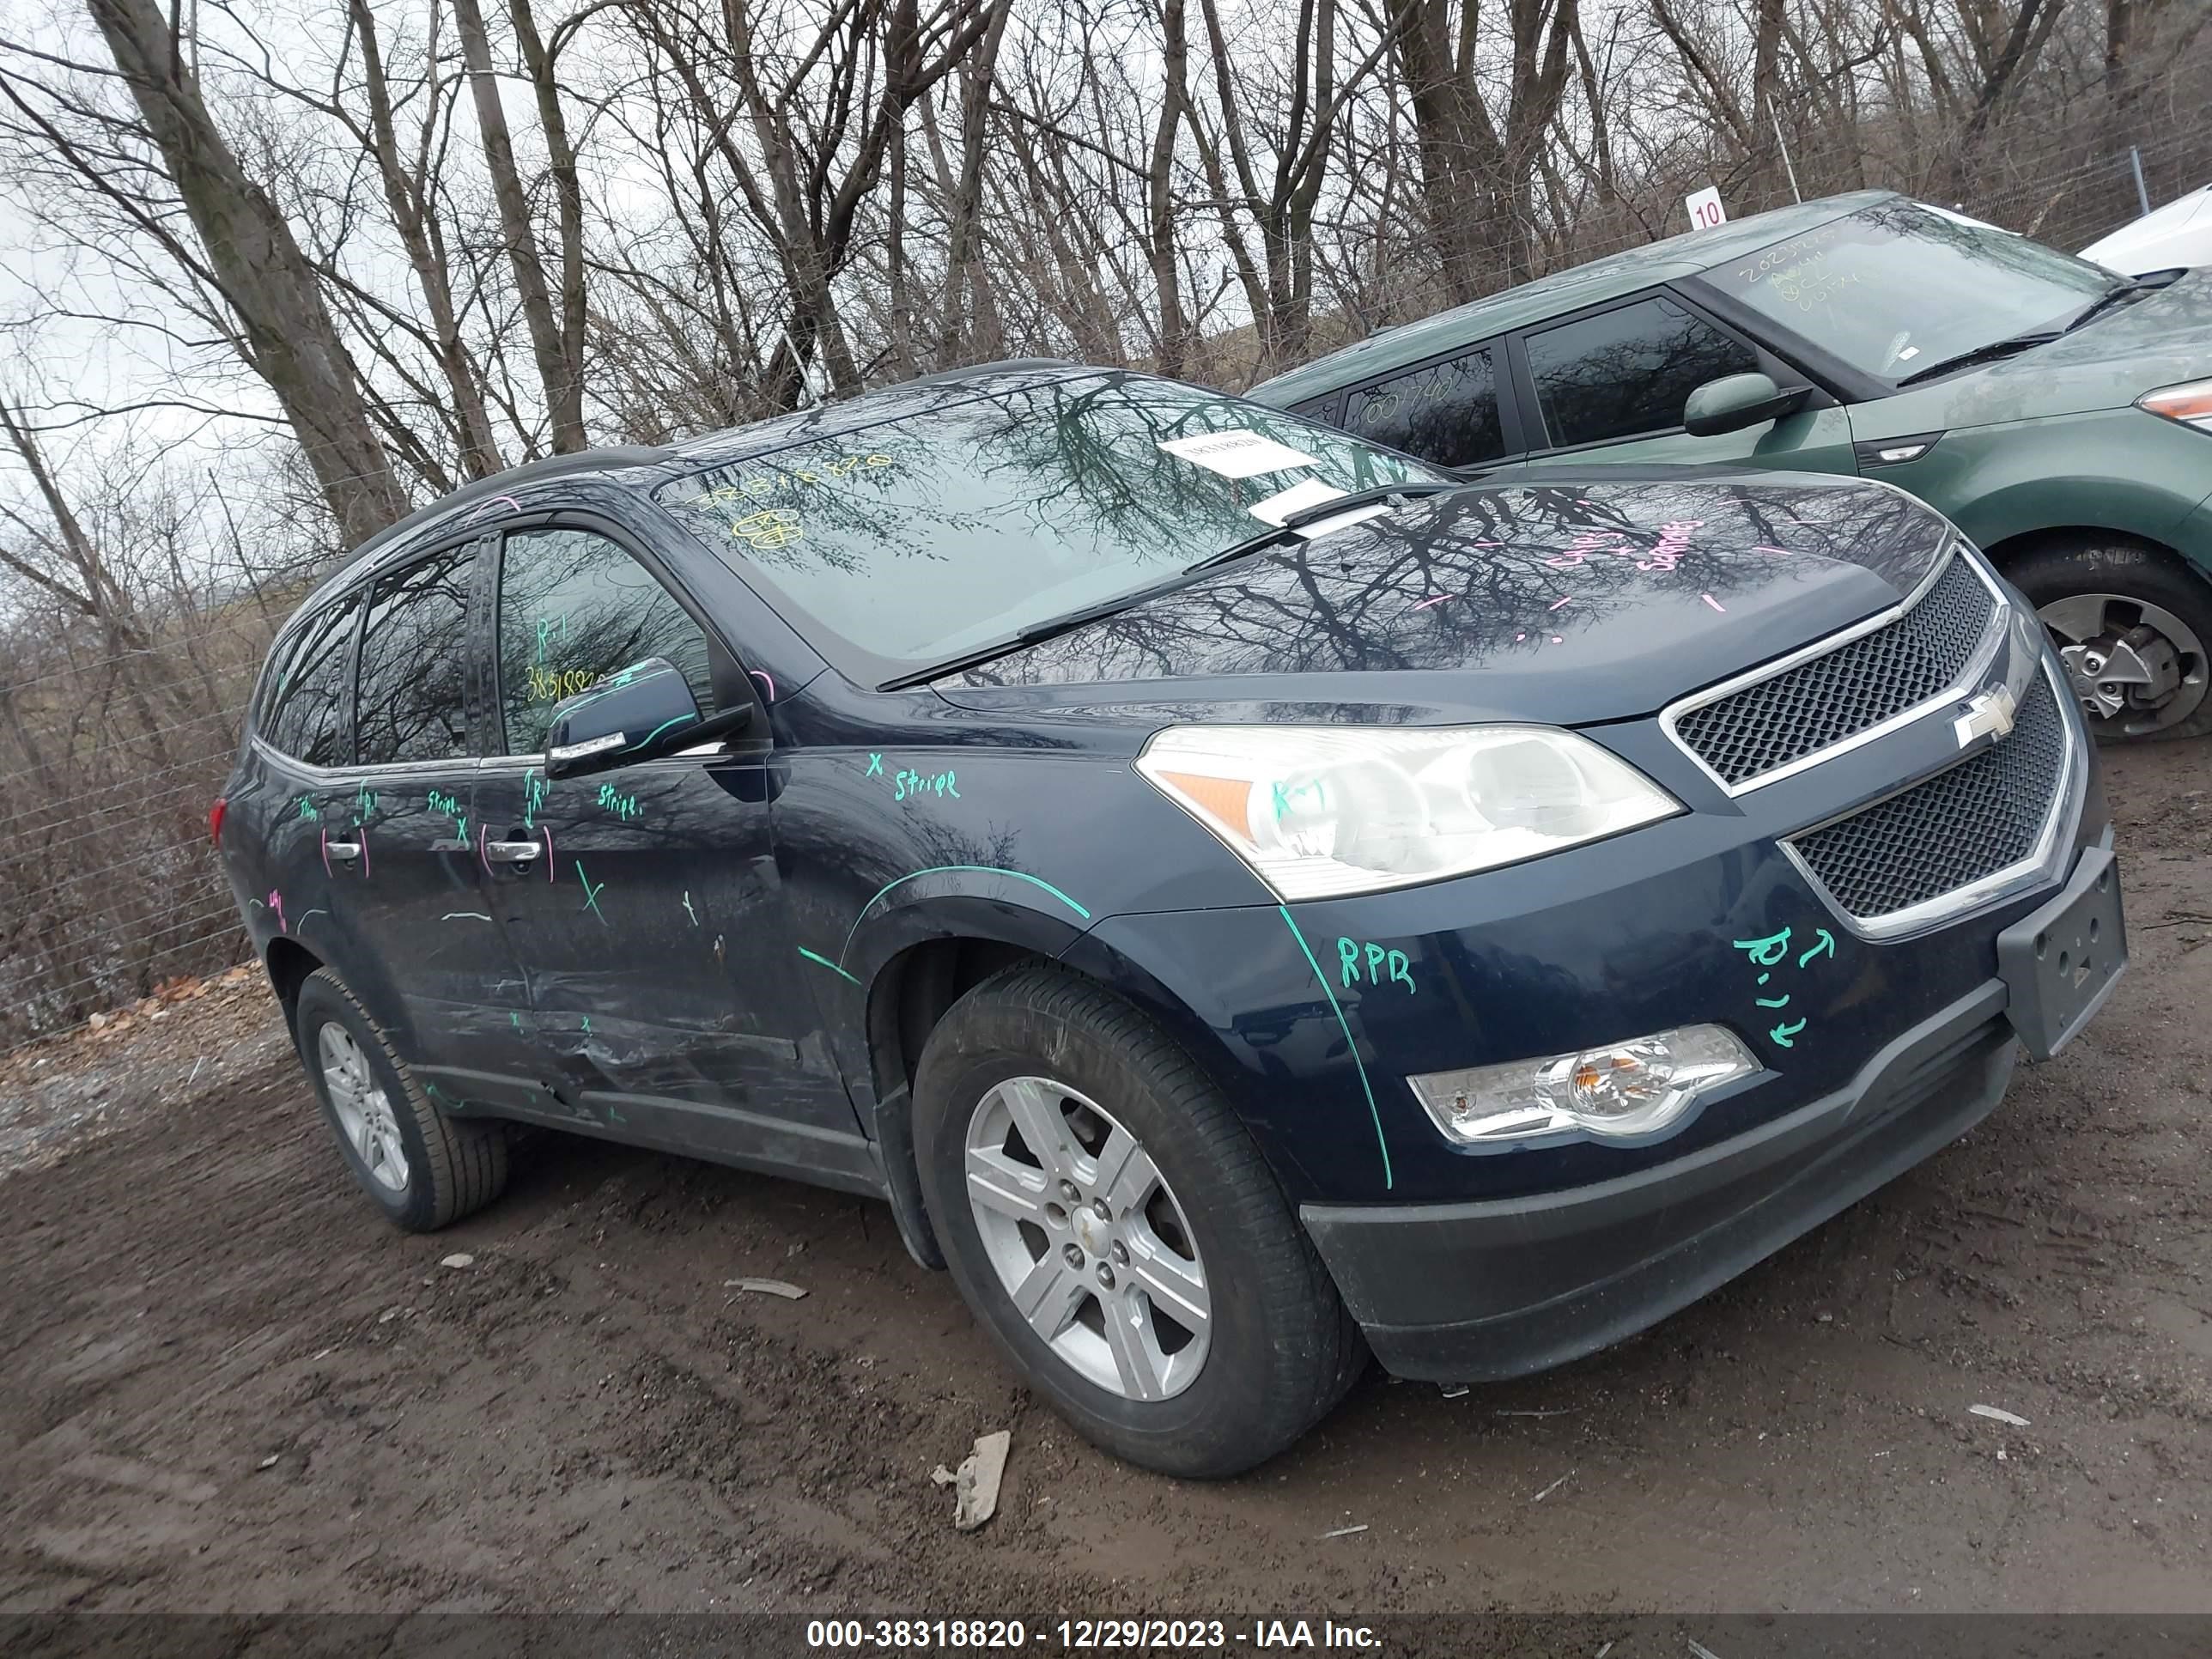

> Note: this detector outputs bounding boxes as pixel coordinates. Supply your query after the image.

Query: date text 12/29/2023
[805,1620,1383,1650]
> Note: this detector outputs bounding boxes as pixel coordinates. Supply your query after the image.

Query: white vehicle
[2081,185,2212,276]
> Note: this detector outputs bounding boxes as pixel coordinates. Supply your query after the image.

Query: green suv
[1249,191,2212,739]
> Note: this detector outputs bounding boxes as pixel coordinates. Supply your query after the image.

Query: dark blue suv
[217,364,2126,1476]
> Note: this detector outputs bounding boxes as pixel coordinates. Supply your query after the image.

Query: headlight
[2138,379,2212,432]
[1135,725,1681,900]
[1410,1025,1757,1146]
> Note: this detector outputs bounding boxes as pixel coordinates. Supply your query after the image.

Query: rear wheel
[293,968,508,1231]
[913,964,1365,1478]
[2008,538,2212,740]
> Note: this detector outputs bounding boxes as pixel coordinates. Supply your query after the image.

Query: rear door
[1338,342,1525,477]
[240,588,364,974]
[468,519,871,1183]
[1501,290,1859,476]
[339,537,540,1108]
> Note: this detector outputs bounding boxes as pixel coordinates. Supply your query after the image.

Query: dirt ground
[2,742,2209,1620]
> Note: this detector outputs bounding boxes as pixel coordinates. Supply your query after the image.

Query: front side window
[1698,198,2115,381]
[1526,297,1758,449]
[653,372,1440,683]
[496,529,716,756]
[355,547,473,766]
[264,593,361,767]
[1346,349,1506,468]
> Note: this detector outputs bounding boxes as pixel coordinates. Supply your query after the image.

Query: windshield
[1699,198,2118,382]
[653,372,1439,684]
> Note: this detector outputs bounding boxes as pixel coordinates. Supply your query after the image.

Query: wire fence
[3,137,2204,1055]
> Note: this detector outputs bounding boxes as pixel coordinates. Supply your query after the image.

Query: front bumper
[1301,839,2125,1382]
[1302,980,2013,1380]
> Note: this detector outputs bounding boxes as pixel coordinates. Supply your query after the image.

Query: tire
[293,967,509,1231]
[912,963,1365,1478]
[2008,538,2212,741]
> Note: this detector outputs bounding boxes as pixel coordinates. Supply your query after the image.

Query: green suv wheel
[2010,539,2212,742]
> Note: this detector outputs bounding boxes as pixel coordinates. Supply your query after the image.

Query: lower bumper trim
[1301,981,2017,1382]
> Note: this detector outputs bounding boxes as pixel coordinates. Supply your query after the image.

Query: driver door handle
[486,840,542,866]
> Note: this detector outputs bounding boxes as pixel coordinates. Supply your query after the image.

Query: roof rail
[347,444,673,562]
[900,357,1078,389]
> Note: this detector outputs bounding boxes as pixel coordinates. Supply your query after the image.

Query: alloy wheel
[963,1075,1211,1401]
[318,1023,410,1194]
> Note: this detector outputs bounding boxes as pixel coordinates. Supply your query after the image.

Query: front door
[1505,292,1862,478]
[469,521,870,1181]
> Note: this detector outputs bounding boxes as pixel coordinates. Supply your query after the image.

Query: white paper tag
[1247,478,1346,526]
[1158,429,1319,479]
[1291,503,1392,539]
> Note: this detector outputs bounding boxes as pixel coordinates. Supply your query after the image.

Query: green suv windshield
[1702,198,2117,382]
[656,372,1437,684]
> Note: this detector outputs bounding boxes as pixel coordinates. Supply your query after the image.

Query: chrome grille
[1674,553,1997,787]
[1786,672,2068,924]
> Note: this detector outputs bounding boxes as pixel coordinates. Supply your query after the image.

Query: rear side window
[495,528,717,756]
[1345,349,1506,468]
[264,593,361,767]
[1525,297,1757,448]
[355,547,474,766]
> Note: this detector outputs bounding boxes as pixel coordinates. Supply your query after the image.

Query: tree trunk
[347,0,506,479]
[85,0,410,546]
[453,0,586,452]
[507,0,589,445]
[1146,0,1190,376]
[937,0,1012,368]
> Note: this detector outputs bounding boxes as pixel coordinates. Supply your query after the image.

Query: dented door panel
[470,750,868,1159]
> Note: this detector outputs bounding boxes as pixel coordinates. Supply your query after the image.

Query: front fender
[1869,408,2209,565]
[769,726,1255,1098]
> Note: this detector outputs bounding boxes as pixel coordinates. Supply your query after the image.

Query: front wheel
[912,965,1365,1478]
[2009,538,2212,740]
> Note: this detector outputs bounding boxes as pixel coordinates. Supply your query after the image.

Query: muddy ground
[2,742,2209,1620]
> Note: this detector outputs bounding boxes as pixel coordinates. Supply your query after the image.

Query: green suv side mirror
[1682,372,1811,438]
[544,657,748,779]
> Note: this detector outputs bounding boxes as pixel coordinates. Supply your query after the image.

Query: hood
[932,476,1948,727]
[1863,268,2212,438]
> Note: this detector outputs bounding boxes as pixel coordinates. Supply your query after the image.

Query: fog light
[1409,1025,1757,1146]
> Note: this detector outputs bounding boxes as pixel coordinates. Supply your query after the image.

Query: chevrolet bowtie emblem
[1954,684,2018,748]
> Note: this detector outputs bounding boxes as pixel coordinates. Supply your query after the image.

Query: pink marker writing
[1637,519,1705,573]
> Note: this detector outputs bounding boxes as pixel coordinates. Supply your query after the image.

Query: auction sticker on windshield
[1158,428,1319,478]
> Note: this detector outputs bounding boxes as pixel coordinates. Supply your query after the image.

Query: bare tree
[22,0,416,544]
[453,0,587,450]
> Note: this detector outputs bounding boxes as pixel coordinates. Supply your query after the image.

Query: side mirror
[1682,372,1811,438]
[544,657,739,778]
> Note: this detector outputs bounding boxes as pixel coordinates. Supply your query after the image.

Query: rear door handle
[486,840,542,866]
[325,841,362,864]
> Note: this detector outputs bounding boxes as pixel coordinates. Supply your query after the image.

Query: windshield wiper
[877,478,1462,691]
[1182,479,1462,574]
[876,589,1178,691]
[1893,280,2150,389]
[1893,330,2061,387]
[2057,279,2150,336]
